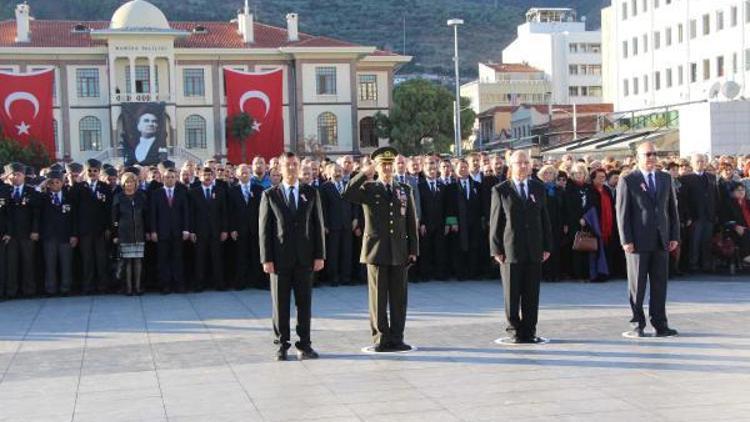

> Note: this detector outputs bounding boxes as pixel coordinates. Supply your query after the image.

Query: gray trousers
[367,264,408,345]
[43,241,73,295]
[689,219,714,270]
[625,250,669,329]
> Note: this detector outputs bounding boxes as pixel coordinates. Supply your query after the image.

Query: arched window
[359,116,378,148]
[185,115,207,149]
[317,112,337,146]
[79,116,101,151]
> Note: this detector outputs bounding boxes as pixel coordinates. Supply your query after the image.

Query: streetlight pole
[448,18,464,156]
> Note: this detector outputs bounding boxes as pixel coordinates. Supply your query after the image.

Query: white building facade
[502,8,604,105]
[460,62,551,114]
[602,0,750,111]
[0,1,410,164]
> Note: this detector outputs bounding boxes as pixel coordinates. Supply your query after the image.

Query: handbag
[572,230,598,252]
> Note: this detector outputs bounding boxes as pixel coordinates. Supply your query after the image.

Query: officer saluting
[343,146,419,352]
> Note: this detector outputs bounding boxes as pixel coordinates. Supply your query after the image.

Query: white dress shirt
[282,180,300,208]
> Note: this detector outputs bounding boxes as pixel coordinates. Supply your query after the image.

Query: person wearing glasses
[616,142,680,338]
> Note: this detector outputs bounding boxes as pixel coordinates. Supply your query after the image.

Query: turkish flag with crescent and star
[224,68,284,163]
[0,69,55,158]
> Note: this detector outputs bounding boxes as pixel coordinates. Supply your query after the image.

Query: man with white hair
[678,153,719,273]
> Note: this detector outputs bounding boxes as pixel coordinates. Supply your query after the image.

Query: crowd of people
[1,149,749,300]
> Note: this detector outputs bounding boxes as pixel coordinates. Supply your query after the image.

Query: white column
[108,54,118,100]
[128,56,136,96]
[168,56,176,103]
[148,56,156,99]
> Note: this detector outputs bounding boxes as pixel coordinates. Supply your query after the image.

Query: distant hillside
[0,0,608,76]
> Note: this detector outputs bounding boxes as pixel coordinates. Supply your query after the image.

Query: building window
[79,116,101,151]
[589,65,602,75]
[589,86,602,97]
[183,69,205,97]
[733,53,738,74]
[642,0,647,12]
[690,63,697,83]
[717,56,724,77]
[654,71,661,90]
[569,86,579,97]
[622,41,629,58]
[580,86,589,96]
[703,59,710,80]
[622,2,628,19]
[643,34,649,53]
[358,74,378,102]
[666,68,673,88]
[654,31,660,49]
[125,65,158,94]
[665,27,671,46]
[747,1,750,23]
[632,0,637,16]
[678,24,684,43]
[569,65,579,75]
[678,65,684,85]
[702,14,710,35]
[716,10,724,31]
[731,6,738,26]
[185,115,206,149]
[315,67,337,95]
[623,79,629,96]
[633,77,639,95]
[632,37,638,55]
[569,43,578,53]
[317,112,337,145]
[359,117,378,148]
[689,19,697,39]
[76,68,100,98]
[654,0,659,7]
[643,75,649,93]
[745,48,750,70]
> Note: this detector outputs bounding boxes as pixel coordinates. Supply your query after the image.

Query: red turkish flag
[224,68,284,163]
[0,69,55,159]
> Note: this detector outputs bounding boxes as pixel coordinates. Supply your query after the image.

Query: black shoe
[296,348,319,360]
[655,327,678,337]
[374,343,393,352]
[275,347,288,361]
[161,288,171,295]
[390,342,412,352]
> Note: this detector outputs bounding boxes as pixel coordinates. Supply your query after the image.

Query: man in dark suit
[189,167,229,292]
[616,141,680,337]
[40,171,78,296]
[150,168,190,294]
[449,159,484,280]
[319,163,354,286]
[417,156,446,281]
[0,172,9,299]
[229,164,265,290]
[678,153,718,273]
[75,159,112,294]
[260,152,325,361]
[490,151,552,344]
[5,163,40,298]
[343,147,419,352]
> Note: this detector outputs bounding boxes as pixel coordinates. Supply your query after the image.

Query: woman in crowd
[564,162,590,281]
[720,182,750,262]
[112,172,148,296]
[537,165,565,282]
[585,168,622,281]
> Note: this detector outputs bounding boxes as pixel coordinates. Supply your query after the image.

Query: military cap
[160,160,176,170]
[47,170,64,180]
[85,158,102,169]
[104,167,118,177]
[24,166,36,177]
[49,163,65,173]
[124,166,140,176]
[371,146,399,164]
[6,162,26,174]
[66,162,84,173]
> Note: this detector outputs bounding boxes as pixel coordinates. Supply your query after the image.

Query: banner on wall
[120,102,168,166]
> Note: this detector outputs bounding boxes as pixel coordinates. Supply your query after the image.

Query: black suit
[189,184,228,291]
[75,181,112,293]
[490,179,552,340]
[679,172,719,271]
[6,185,40,297]
[259,183,325,350]
[320,180,354,285]
[228,183,265,289]
[0,184,9,298]
[616,170,680,330]
[418,179,446,280]
[150,186,190,292]
[40,191,77,295]
[448,178,483,280]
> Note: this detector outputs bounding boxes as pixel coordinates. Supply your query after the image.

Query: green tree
[229,112,256,163]
[0,137,52,170]
[375,78,475,155]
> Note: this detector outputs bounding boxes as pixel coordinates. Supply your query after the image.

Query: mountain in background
[0,0,608,76]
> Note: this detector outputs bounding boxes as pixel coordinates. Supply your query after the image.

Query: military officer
[342,146,419,352]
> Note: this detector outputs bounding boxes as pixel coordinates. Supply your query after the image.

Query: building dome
[110,0,170,30]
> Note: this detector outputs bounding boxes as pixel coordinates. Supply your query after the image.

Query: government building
[0,0,410,163]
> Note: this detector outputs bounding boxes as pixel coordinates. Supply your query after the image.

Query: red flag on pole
[0,69,55,159]
[224,68,284,163]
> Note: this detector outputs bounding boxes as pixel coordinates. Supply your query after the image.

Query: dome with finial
[110,0,170,30]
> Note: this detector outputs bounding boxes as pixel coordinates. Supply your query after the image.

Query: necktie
[520,182,527,201]
[167,189,173,206]
[288,186,297,212]
[337,181,343,194]
[464,180,470,200]
[648,173,656,196]
[14,187,21,200]
[204,187,210,200]
[430,181,435,193]
[54,193,61,206]
[243,186,249,203]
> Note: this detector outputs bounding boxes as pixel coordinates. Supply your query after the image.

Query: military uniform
[342,147,419,351]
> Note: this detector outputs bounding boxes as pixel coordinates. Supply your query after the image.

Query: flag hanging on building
[224,68,284,163]
[0,69,55,158]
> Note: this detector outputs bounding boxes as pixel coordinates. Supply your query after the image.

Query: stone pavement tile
[250,390,341,409]
[654,404,750,422]
[359,410,461,422]
[1,415,72,422]
[347,398,444,417]
[0,391,76,419]
[331,387,425,405]
[168,411,265,422]
[162,385,254,418]
[444,401,566,421]
[158,366,238,390]
[73,395,166,421]
[77,370,160,393]
[257,404,359,422]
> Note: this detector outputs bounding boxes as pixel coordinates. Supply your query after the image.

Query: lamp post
[447,18,464,156]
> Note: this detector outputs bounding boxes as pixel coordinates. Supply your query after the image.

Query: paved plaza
[1,276,749,422]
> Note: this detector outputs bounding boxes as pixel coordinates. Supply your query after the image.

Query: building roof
[0,18,388,51]
[482,62,542,73]
[477,105,518,118]
[522,103,614,114]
